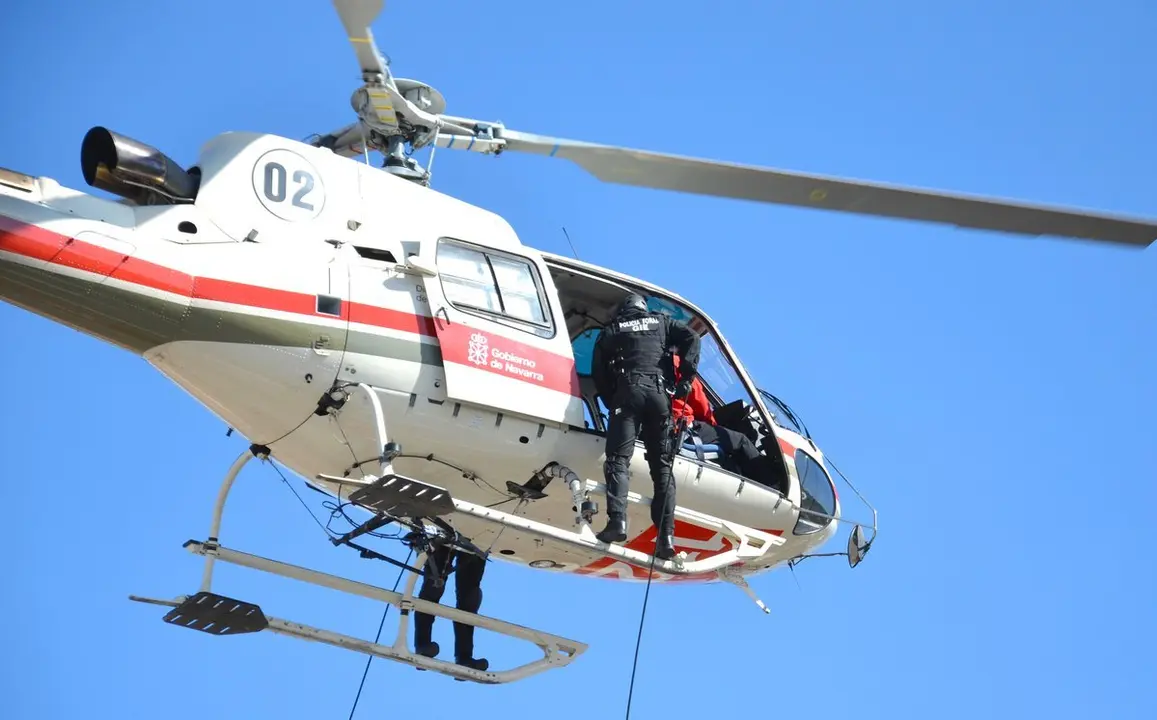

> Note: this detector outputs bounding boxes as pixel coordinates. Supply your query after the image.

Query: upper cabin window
[436,239,554,338]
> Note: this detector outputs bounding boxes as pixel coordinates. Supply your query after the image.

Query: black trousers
[692,420,762,481]
[414,545,486,661]
[603,375,676,538]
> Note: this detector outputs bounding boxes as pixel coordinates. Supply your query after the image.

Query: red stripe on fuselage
[52,236,131,277]
[0,214,71,263]
[777,437,797,457]
[349,302,437,337]
[0,218,442,338]
[193,276,318,317]
[0,218,583,380]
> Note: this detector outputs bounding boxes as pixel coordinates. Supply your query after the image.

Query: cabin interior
[544,260,792,495]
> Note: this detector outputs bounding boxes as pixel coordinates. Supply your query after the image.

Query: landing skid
[337,471,787,579]
[333,472,776,614]
[130,439,587,685]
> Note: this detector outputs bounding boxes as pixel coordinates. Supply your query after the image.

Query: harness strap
[689,431,704,463]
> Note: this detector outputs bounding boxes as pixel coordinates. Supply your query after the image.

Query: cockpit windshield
[640,296,816,445]
[643,295,695,323]
[560,276,772,436]
[697,333,752,407]
[757,388,810,439]
[639,297,750,405]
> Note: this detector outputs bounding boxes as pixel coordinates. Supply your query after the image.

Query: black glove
[673,379,692,399]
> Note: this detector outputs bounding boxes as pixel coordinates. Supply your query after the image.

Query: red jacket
[671,356,714,426]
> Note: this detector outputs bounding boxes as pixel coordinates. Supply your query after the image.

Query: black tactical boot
[654,534,677,560]
[414,640,439,671]
[595,514,628,544]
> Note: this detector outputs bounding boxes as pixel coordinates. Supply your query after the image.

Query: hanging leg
[452,551,488,674]
[414,544,454,659]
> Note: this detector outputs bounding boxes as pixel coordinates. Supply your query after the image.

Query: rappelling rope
[267,458,334,540]
[347,547,414,720]
[623,549,659,720]
[623,386,683,718]
[260,455,416,720]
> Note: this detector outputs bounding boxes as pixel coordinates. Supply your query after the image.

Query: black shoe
[454,656,489,681]
[596,516,628,544]
[414,640,439,670]
[654,535,676,561]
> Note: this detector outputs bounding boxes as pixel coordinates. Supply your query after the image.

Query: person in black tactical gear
[413,546,488,675]
[590,292,701,561]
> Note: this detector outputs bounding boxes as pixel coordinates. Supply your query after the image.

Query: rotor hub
[394,78,446,116]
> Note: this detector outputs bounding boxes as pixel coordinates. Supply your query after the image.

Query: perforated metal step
[162,591,268,635]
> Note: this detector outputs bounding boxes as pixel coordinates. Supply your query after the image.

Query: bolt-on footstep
[161,591,269,635]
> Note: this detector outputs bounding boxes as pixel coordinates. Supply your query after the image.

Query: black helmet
[616,292,648,316]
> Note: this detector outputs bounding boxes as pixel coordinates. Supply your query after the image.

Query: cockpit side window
[792,450,836,535]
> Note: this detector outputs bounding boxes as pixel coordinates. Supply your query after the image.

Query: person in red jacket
[671,356,763,482]
[671,361,714,429]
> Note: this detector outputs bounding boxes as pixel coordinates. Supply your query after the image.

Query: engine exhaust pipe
[80,126,199,204]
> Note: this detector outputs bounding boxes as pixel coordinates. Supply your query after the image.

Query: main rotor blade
[498,130,1157,247]
[333,0,391,81]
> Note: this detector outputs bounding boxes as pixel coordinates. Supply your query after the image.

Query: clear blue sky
[2,1,1155,717]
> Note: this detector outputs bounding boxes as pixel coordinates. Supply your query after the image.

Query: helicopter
[2,0,1155,687]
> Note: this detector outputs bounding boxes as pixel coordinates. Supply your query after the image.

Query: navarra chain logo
[467,332,489,366]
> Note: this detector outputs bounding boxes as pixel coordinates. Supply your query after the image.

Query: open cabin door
[416,236,585,426]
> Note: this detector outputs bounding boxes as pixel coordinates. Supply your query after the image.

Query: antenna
[561,226,581,260]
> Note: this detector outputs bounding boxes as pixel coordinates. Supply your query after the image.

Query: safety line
[347,548,415,720]
[624,550,659,720]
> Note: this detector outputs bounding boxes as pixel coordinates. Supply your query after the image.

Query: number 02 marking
[262,161,315,211]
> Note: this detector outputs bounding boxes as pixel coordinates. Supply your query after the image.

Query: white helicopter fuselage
[0,129,839,583]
